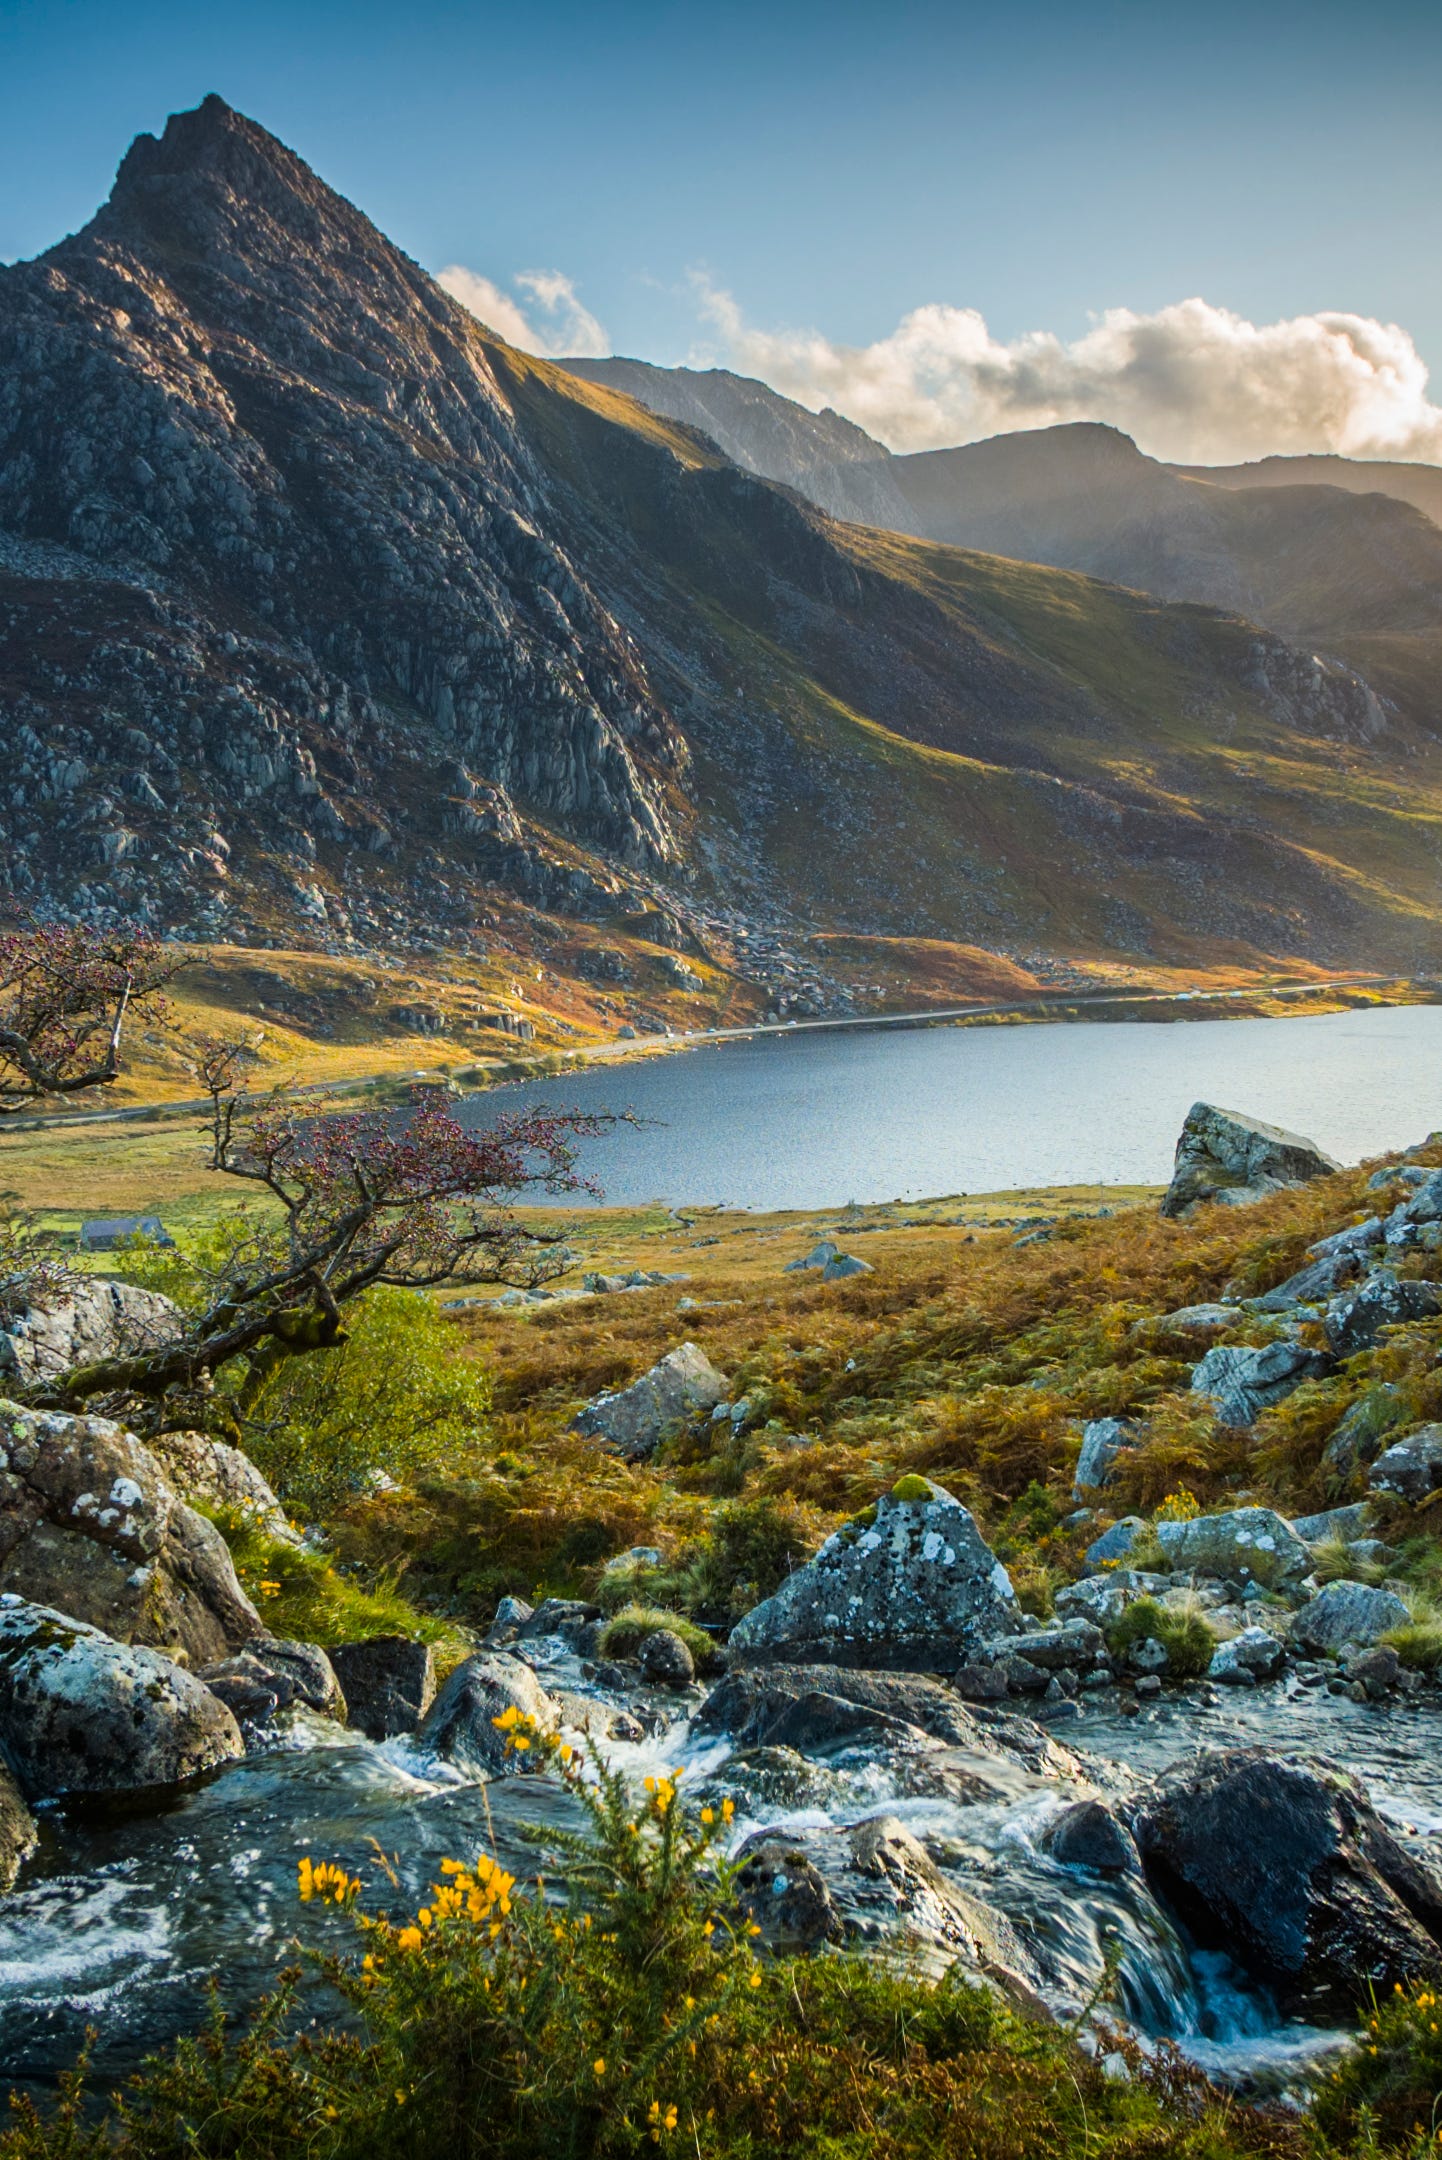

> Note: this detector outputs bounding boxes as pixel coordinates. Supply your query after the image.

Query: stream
[5,1644,1440,2102]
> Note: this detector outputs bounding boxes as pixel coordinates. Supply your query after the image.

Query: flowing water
[464,1005,1442,1209]
[6,1646,1442,2100]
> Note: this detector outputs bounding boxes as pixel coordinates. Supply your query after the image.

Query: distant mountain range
[2,97,1441,995]
[566,361,1442,735]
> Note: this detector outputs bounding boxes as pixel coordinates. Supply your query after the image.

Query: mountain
[571,365,1442,736]
[1168,453,1442,529]
[5,99,1442,990]
[561,356,913,527]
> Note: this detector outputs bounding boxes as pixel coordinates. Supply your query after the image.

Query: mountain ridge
[4,97,1442,993]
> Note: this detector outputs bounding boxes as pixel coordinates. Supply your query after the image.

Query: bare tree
[0,922,184,1114]
[24,1044,614,1414]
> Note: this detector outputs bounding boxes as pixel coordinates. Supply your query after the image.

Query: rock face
[0,1595,243,1796]
[1133,1749,1442,2018]
[1190,1339,1331,1428]
[0,1401,262,1663]
[1155,1506,1312,1586]
[0,1279,181,1388]
[328,1637,436,1739]
[726,1479,1021,1672]
[1292,1581,1411,1655]
[572,1343,728,1461]
[418,1652,558,1776]
[1161,1104,1339,1218]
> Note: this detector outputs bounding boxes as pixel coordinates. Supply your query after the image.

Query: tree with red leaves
[26,1040,613,1416]
[0,922,182,1113]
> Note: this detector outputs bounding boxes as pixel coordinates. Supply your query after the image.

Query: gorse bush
[243,1287,490,1516]
[0,1717,1317,2160]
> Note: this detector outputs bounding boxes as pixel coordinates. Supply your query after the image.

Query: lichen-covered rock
[1161,1104,1338,1219]
[1155,1506,1311,1585]
[1082,1518,1146,1570]
[734,1838,845,1951]
[1368,1427,1442,1508]
[328,1636,436,1739]
[418,1652,559,1777]
[1323,1386,1408,1477]
[0,1762,37,1890]
[1055,1570,1170,1626]
[0,1279,181,1388]
[726,1478,1021,1671]
[1292,1581,1410,1655]
[1323,1276,1441,1357]
[200,1637,345,1728]
[147,1429,295,1542]
[1133,1749,1442,2018]
[0,1401,261,1663]
[1290,1503,1373,1546]
[1253,1251,1363,1314]
[1190,1339,1332,1428]
[636,1627,695,1690]
[0,1595,243,1796]
[572,1343,727,1461]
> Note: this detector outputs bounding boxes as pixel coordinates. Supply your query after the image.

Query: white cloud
[438,265,608,359]
[692,279,1442,465]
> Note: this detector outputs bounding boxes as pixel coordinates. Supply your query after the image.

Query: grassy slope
[482,345,1442,971]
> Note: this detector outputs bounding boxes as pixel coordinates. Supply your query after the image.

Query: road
[1,971,1416,1133]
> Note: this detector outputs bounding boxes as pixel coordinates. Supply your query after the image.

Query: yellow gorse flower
[296,1856,361,1906]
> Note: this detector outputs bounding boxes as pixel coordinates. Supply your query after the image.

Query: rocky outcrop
[1368,1427,1442,1507]
[1323,1277,1441,1357]
[0,1401,261,1663]
[572,1343,728,1461]
[726,1478,1021,1671]
[147,1429,295,1542]
[1161,1104,1338,1218]
[418,1652,559,1777]
[328,1636,436,1739]
[1072,1418,1136,1500]
[1133,1749,1442,2018]
[199,1638,346,1729]
[0,1595,243,1796]
[0,1279,180,1388]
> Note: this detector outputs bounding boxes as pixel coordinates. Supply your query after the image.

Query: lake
[463,1005,1442,1211]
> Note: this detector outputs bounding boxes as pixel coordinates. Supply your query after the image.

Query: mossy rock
[890,1475,934,1503]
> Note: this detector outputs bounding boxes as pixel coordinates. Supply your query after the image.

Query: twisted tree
[0,921,182,1113]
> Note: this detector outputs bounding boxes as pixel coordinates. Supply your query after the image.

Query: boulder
[725,1478,1021,1671]
[1161,1104,1338,1219]
[980,1619,1103,1672]
[1368,1427,1442,1508]
[1083,1518,1145,1569]
[146,1429,296,1543]
[1133,1748,1442,2018]
[784,1242,837,1273]
[0,1401,262,1664]
[0,1595,243,1797]
[1073,1419,1136,1500]
[201,1637,345,1723]
[1056,1569,1170,1626]
[695,1663,983,1751]
[1155,1505,1311,1586]
[572,1343,727,1460]
[1291,1503,1373,1546]
[418,1651,559,1776]
[1388,1169,1442,1228]
[1292,1580,1410,1655]
[516,1598,600,1643]
[1253,1252,1363,1314]
[328,1636,436,1739]
[1323,1386,1408,1478]
[1190,1340,1332,1428]
[1323,1277,1441,1358]
[1343,1645,1401,1699]
[636,1627,695,1690]
[734,1836,844,1950]
[1046,1800,1138,1875]
[483,1594,535,1647]
[1310,1218,1386,1259]
[0,1278,181,1387]
[0,1762,37,1890]
[1208,1627,1285,1684]
[1144,1304,1238,1341]
[820,1253,873,1281]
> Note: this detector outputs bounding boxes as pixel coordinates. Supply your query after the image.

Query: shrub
[0,1717,1315,2160]
[243,1287,490,1517]
[1105,1596,1217,1681]
[596,1603,717,1670]
[1310,1979,1442,2149]
[208,1510,461,1652]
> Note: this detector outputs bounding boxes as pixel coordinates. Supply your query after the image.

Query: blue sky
[1,0,1439,461]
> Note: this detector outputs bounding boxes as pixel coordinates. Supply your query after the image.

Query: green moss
[889,1474,933,1502]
